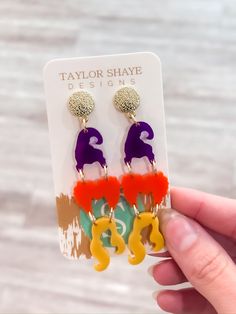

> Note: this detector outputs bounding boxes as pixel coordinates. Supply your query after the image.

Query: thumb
[160,208,236,314]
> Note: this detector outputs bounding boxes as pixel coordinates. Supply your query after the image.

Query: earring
[113,86,168,265]
[69,90,125,271]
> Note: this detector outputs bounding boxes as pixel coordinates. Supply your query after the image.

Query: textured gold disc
[68,91,95,117]
[113,87,140,114]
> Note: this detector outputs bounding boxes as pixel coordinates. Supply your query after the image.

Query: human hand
[149,187,236,314]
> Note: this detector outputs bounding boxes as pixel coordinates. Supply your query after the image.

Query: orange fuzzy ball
[144,172,169,205]
[121,173,144,206]
[73,180,96,213]
[97,176,120,208]
[73,176,121,213]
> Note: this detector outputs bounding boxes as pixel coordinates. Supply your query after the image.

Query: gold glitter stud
[113,86,140,114]
[68,90,95,118]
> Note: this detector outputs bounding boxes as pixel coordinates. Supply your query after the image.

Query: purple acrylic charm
[124,121,155,165]
[75,127,107,172]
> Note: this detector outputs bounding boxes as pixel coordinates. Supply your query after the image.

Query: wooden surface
[0,0,236,313]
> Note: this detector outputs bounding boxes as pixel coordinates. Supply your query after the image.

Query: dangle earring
[113,86,169,265]
[68,90,125,271]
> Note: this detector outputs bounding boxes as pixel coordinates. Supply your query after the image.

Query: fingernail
[160,208,198,252]
[148,260,167,277]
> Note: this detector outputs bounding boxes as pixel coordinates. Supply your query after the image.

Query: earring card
[43,52,170,260]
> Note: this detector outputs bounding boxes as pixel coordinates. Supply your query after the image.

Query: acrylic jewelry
[114,86,168,265]
[69,90,125,271]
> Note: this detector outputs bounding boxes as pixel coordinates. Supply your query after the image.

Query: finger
[155,288,217,314]
[149,229,236,260]
[148,251,171,258]
[160,208,236,313]
[206,228,236,259]
[150,259,187,285]
[171,187,236,240]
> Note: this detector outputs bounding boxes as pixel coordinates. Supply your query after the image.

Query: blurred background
[0,0,236,313]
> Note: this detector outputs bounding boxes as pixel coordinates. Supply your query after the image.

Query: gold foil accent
[68,90,94,118]
[113,86,140,114]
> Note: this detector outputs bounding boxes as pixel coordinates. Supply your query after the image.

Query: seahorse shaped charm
[128,212,164,265]
[90,217,125,271]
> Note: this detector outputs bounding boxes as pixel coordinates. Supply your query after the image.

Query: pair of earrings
[68,87,169,271]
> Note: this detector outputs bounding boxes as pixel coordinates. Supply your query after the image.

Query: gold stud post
[68,90,95,129]
[113,86,140,123]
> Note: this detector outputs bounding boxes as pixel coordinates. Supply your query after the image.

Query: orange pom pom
[97,176,120,208]
[144,172,169,205]
[73,180,95,213]
[121,173,144,206]
[74,176,121,213]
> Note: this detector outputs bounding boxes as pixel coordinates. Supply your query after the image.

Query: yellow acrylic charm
[90,217,126,271]
[128,212,164,265]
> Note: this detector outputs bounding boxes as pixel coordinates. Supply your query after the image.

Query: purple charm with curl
[75,127,107,171]
[124,121,155,165]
